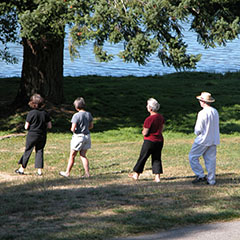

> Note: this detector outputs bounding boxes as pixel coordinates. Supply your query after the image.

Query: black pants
[18,132,46,168]
[133,140,163,174]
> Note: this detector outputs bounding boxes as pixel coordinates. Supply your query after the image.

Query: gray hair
[147,98,160,112]
[73,97,86,109]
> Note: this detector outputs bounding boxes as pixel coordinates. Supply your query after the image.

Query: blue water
[1,28,240,78]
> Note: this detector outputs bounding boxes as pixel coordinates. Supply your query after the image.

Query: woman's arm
[89,121,94,130]
[71,123,77,133]
[47,121,52,129]
[142,127,149,136]
[24,122,30,130]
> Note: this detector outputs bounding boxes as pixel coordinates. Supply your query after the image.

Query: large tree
[1,0,240,105]
[1,1,68,104]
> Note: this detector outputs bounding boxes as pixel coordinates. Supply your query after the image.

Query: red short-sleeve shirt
[143,113,164,142]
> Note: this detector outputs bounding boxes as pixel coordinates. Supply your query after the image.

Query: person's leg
[154,174,161,183]
[189,143,207,178]
[80,149,90,177]
[60,134,83,177]
[17,134,36,173]
[132,140,152,179]
[203,145,217,185]
[78,134,92,177]
[60,150,78,177]
[66,150,78,174]
[35,135,46,175]
[151,141,164,182]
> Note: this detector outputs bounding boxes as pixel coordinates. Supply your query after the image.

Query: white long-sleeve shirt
[194,106,220,146]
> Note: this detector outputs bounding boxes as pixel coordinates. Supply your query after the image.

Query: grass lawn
[0,72,240,240]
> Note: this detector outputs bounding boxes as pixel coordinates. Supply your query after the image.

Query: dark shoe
[15,169,24,175]
[192,176,207,184]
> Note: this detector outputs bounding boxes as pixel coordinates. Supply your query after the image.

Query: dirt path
[0,172,20,182]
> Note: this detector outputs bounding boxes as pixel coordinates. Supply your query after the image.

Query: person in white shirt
[189,92,220,185]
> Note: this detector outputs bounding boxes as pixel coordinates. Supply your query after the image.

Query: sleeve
[71,113,78,123]
[143,116,151,128]
[26,111,32,123]
[45,111,51,123]
[89,112,93,122]
[194,112,203,136]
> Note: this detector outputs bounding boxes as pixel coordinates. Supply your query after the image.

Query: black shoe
[192,176,207,184]
[15,169,24,175]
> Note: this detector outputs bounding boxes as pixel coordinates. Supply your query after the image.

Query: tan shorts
[71,134,91,151]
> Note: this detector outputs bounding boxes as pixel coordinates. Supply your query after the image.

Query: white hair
[147,98,160,112]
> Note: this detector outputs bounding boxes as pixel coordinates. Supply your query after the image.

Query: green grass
[1,72,240,136]
[1,72,240,240]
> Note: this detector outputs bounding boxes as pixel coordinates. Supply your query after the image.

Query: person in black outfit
[15,94,52,176]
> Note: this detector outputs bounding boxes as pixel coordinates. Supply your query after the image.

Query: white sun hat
[196,92,215,103]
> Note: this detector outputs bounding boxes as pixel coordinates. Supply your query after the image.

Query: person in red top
[129,98,164,182]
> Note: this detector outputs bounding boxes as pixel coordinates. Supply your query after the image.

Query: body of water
[1,27,240,78]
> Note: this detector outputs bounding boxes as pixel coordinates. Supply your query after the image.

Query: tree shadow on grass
[0,172,240,240]
[1,72,240,135]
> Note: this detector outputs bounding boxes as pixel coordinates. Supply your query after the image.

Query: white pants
[189,143,217,185]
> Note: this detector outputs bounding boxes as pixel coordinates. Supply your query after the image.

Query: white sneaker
[59,171,69,178]
[15,169,24,175]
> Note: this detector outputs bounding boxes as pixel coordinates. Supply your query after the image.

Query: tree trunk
[15,36,64,105]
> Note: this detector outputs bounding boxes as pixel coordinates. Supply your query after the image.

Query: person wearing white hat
[189,92,220,185]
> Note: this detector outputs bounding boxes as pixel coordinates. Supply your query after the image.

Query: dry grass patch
[1,135,240,240]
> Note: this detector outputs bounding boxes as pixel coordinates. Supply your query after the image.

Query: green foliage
[0,48,18,64]
[93,45,114,62]
[1,0,240,68]
[0,2,19,63]
[18,0,68,40]
[186,0,240,47]
[69,0,201,68]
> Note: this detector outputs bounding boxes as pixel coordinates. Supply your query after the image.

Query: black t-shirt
[26,109,51,134]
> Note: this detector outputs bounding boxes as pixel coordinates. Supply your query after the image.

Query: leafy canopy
[1,0,240,68]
